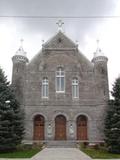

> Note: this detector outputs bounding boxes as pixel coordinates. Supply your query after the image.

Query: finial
[56,20,64,31]
[96,39,100,49]
[42,39,45,47]
[93,39,104,57]
[42,39,44,44]
[15,38,27,57]
[20,38,24,47]
[96,39,102,52]
[76,40,79,45]
[75,40,79,47]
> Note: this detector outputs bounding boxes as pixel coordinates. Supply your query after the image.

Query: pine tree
[104,77,120,153]
[0,67,24,152]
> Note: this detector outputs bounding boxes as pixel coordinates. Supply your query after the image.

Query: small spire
[94,39,104,57]
[20,38,24,47]
[42,39,44,44]
[75,40,79,47]
[56,20,64,31]
[96,39,99,49]
[42,39,45,47]
[15,39,27,57]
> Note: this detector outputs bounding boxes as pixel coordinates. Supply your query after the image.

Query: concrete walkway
[31,148,92,160]
[0,149,120,160]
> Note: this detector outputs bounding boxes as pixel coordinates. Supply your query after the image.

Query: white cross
[56,20,64,31]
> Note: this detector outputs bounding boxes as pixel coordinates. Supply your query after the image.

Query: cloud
[0,0,120,91]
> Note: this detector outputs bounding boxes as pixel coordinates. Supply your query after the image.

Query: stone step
[46,141,76,148]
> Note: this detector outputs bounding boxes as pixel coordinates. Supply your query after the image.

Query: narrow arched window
[56,67,65,92]
[72,78,79,98]
[42,78,49,98]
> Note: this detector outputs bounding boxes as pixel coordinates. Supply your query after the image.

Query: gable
[28,31,93,72]
[43,31,77,49]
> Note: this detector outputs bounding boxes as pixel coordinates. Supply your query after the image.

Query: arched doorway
[77,115,88,140]
[55,115,66,140]
[33,115,44,140]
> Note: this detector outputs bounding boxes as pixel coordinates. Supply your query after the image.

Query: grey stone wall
[12,32,109,142]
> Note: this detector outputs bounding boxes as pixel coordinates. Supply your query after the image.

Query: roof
[43,31,77,49]
[29,31,93,69]
[15,46,27,57]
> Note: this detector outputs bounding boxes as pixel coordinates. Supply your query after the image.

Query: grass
[0,145,42,158]
[80,146,120,159]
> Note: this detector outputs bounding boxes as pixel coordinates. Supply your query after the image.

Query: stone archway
[77,115,88,140]
[33,115,45,140]
[55,115,66,140]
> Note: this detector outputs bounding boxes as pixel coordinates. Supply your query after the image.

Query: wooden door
[34,115,44,140]
[55,115,66,140]
[77,115,87,140]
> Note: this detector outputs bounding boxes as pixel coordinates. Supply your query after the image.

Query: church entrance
[33,115,44,140]
[55,115,66,140]
[77,115,88,140]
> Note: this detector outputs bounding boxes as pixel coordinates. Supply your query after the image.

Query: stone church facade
[12,30,109,143]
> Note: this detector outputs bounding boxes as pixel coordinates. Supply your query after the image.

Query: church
[11,23,109,143]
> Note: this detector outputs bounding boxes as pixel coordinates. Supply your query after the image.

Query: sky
[0,0,120,94]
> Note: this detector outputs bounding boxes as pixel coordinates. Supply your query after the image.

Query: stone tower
[92,40,109,100]
[12,40,28,105]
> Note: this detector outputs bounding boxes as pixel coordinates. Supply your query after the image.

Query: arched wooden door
[55,115,66,140]
[33,115,44,140]
[77,115,88,140]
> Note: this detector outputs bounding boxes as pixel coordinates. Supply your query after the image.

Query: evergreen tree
[0,67,24,152]
[104,77,120,153]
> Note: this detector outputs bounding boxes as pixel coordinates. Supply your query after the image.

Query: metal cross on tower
[56,20,64,31]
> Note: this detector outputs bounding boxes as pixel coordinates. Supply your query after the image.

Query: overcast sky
[0,0,120,93]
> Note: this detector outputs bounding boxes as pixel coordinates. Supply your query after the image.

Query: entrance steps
[46,140,76,148]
